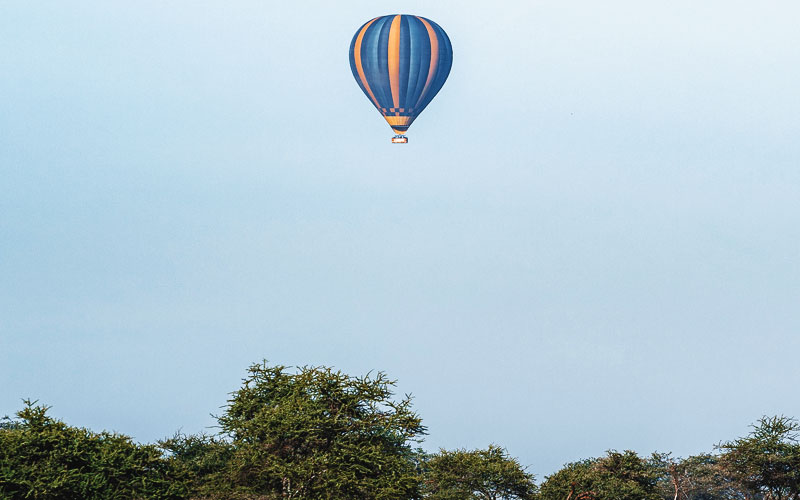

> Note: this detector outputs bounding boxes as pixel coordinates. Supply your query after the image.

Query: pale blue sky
[2,0,799,476]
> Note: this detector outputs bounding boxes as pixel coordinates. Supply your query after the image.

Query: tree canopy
[212,361,427,499]
[716,416,800,500]
[539,450,661,500]
[422,445,538,500]
[0,400,180,500]
[2,360,799,500]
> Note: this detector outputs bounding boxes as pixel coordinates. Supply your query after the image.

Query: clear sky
[2,0,799,477]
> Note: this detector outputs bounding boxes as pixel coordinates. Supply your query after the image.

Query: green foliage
[158,433,236,499]
[213,361,427,499]
[716,416,800,500]
[0,400,181,500]
[422,445,538,500]
[539,450,661,500]
[3,363,800,500]
[652,453,742,500]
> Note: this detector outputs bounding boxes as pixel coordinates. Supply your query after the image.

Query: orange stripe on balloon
[415,17,439,110]
[384,116,412,126]
[388,15,402,110]
[354,18,381,109]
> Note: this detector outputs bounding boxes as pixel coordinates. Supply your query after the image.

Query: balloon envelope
[349,15,453,138]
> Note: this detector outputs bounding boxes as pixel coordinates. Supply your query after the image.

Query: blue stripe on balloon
[403,17,420,110]
[407,16,431,111]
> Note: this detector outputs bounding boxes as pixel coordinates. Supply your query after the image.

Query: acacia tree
[717,416,800,500]
[653,453,744,500]
[214,361,427,500]
[653,453,694,500]
[422,445,538,500]
[539,450,661,500]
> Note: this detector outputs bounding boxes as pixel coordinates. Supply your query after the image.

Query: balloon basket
[391,135,408,144]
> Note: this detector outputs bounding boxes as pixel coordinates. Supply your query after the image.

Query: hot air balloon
[349,15,453,143]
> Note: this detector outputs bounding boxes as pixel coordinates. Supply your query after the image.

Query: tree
[0,400,181,500]
[717,416,800,500]
[539,450,661,500]
[158,432,236,499]
[654,453,693,500]
[653,453,745,500]
[213,361,427,500]
[422,445,538,500]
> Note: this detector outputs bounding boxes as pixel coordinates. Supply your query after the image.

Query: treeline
[1,361,799,500]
